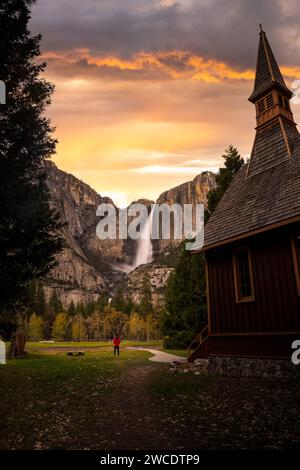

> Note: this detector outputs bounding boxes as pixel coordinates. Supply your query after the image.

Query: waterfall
[133,206,154,267]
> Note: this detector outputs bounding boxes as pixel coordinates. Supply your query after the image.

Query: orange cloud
[281,66,300,79]
[41,49,257,83]
[42,48,300,85]
[42,47,300,205]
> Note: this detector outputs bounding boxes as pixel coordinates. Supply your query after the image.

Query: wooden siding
[188,334,299,360]
[206,224,300,338]
[209,334,299,358]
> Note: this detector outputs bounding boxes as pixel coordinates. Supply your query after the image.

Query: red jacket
[113,337,121,347]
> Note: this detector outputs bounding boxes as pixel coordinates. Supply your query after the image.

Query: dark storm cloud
[30,0,300,68]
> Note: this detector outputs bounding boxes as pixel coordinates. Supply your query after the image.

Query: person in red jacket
[112,335,121,356]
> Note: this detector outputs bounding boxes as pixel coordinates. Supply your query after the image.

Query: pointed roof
[249,26,291,102]
[201,137,300,251]
[196,29,300,252]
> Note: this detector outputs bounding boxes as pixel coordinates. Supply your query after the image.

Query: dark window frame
[232,247,255,303]
[291,235,300,295]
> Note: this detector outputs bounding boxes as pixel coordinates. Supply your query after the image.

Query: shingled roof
[246,118,298,177]
[203,136,300,250]
[202,29,300,251]
[249,26,291,102]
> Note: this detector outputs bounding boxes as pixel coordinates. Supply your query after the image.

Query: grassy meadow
[0,342,299,450]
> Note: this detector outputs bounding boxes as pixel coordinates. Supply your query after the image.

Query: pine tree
[123,297,135,316]
[76,301,85,316]
[139,274,153,318]
[97,293,109,313]
[86,301,96,316]
[49,291,62,315]
[206,145,244,219]
[35,282,46,316]
[68,301,76,317]
[27,281,37,311]
[0,1,63,352]
[44,291,61,339]
[162,244,207,348]
[110,289,125,312]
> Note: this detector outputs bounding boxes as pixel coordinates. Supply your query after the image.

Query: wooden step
[188,336,211,362]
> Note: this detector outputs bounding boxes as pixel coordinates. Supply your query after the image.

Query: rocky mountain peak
[44,161,216,306]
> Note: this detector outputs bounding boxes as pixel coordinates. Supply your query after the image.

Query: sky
[30,0,300,207]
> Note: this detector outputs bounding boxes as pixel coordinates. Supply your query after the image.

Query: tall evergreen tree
[110,288,126,312]
[139,274,153,318]
[67,301,76,317]
[0,1,63,330]
[87,300,97,316]
[206,145,244,220]
[97,293,109,313]
[123,297,135,316]
[76,301,85,316]
[49,291,62,315]
[110,289,135,316]
[162,244,207,348]
[44,291,61,339]
[35,282,47,316]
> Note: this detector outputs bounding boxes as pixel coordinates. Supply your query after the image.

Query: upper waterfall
[133,206,154,268]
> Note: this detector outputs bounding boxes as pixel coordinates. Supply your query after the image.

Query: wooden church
[189,27,300,370]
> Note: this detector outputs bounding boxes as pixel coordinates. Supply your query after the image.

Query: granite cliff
[156,172,216,252]
[44,162,123,305]
[44,161,216,306]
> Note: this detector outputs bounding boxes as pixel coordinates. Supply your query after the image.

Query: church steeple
[246,27,298,177]
[249,25,291,102]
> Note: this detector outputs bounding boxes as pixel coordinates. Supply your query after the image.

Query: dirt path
[126,347,188,363]
[98,364,168,450]
[3,351,299,450]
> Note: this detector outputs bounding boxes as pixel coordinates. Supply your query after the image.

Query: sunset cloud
[29,0,300,205]
[41,49,257,83]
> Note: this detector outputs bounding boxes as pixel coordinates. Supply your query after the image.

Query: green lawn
[1,346,299,450]
[0,347,152,449]
[25,340,163,349]
[162,349,189,357]
[149,367,300,449]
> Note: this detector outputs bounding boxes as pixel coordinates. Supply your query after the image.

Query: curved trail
[126,347,188,363]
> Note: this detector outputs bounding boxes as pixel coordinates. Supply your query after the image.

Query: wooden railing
[187,324,209,355]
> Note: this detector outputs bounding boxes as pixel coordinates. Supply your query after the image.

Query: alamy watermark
[0,340,6,365]
[291,80,300,105]
[291,340,300,365]
[96,203,204,251]
[0,80,6,104]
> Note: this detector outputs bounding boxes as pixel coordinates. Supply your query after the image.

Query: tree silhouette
[0,1,63,353]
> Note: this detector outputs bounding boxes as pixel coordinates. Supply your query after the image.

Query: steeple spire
[246,28,298,178]
[249,27,291,103]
